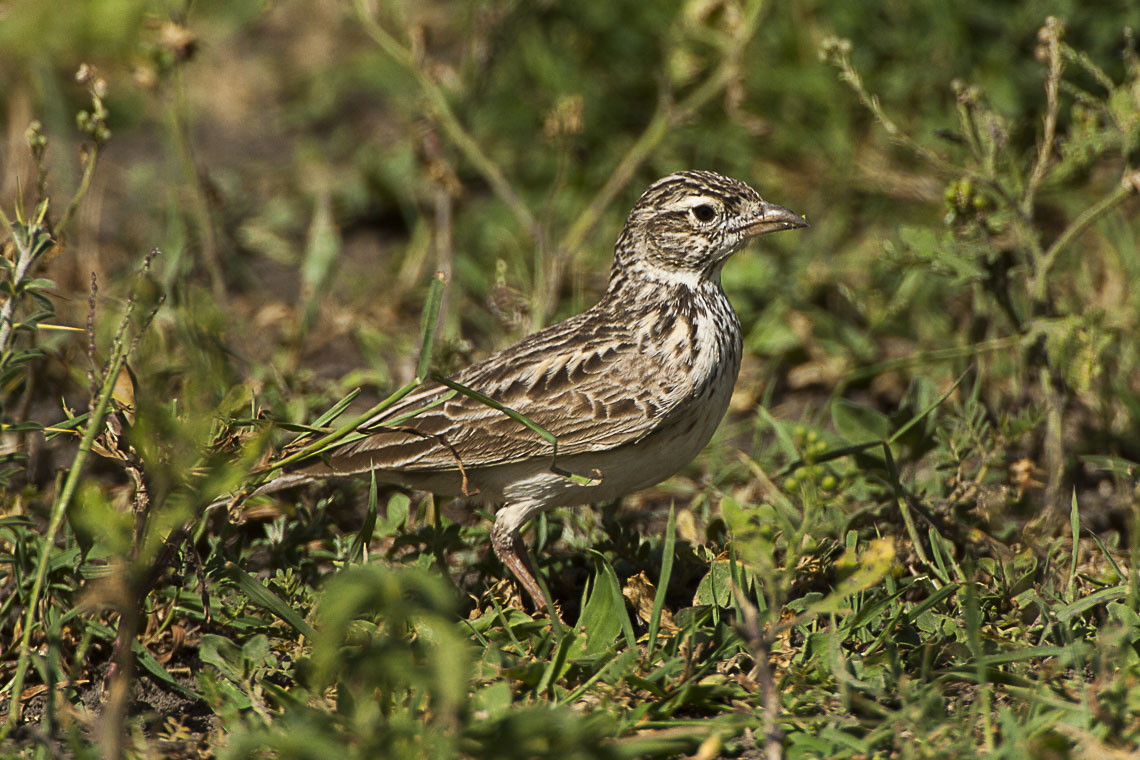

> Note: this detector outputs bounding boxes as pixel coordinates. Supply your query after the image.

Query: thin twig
[1023,17,1064,215]
[736,584,782,760]
[754,635,783,760]
[1038,367,1066,535]
[432,174,455,335]
[169,68,225,300]
[56,143,101,240]
[1060,43,1115,94]
[100,562,140,760]
[352,0,540,244]
[1031,172,1138,301]
[87,273,100,400]
[59,66,110,239]
[822,40,1018,210]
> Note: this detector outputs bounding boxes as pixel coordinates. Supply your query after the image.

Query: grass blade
[225,563,317,641]
[416,272,446,381]
[648,503,676,658]
[1067,488,1080,599]
[348,471,379,565]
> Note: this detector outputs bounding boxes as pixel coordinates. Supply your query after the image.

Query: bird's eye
[691,204,717,223]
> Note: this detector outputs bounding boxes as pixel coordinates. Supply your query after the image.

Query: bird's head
[611,170,808,288]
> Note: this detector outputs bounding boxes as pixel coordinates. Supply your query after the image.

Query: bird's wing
[307,307,689,476]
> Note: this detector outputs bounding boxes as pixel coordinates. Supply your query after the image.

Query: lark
[253,171,807,615]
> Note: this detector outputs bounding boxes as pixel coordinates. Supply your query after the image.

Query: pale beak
[742,201,809,237]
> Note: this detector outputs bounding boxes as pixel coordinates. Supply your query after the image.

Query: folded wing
[310,307,685,476]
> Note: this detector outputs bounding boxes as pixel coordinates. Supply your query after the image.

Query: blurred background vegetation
[2,0,1139,757]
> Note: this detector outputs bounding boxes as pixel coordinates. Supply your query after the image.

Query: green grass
[2,1,1140,758]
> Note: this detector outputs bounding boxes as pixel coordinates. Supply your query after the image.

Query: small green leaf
[832,399,891,443]
[472,680,513,720]
[2,421,42,433]
[21,277,57,292]
[573,552,634,658]
[377,492,410,537]
[134,641,202,701]
[694,561,734,607]
[297,194,342,338]
[200,633,246,683]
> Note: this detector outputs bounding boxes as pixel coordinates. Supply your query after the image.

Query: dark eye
[691,204,716,222]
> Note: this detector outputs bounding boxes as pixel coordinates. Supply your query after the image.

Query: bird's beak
[742,201,810,237]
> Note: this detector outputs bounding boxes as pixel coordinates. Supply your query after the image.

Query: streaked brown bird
[253,170,807,616]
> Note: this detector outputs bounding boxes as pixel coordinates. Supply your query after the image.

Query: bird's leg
[491,523,546,609]
[491,503,558,620]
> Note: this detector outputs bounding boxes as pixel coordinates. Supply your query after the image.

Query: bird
[249,170,807,617]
